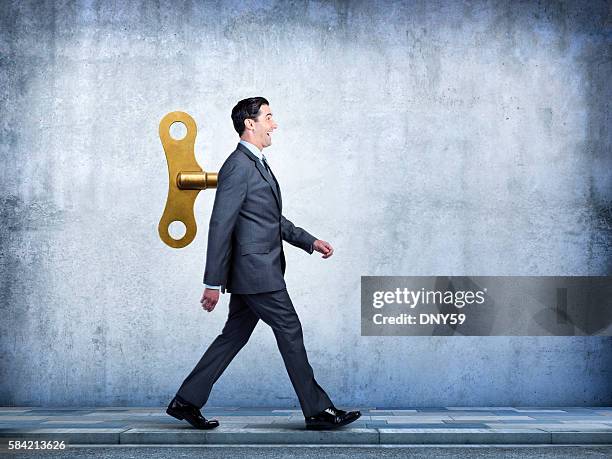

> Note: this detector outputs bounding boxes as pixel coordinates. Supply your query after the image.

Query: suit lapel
[266,164,283,211]
[236,143,282,211]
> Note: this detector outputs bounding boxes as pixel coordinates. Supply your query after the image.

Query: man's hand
[313,239,334,258]
[201,288,220,312]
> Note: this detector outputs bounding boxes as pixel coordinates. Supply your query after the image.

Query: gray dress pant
[175,288,333,417]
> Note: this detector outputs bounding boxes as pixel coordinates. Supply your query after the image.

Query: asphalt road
[3,445,612,458]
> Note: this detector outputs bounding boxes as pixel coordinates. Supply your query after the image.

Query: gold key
[158,111,218,248]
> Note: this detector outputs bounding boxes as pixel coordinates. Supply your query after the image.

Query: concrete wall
[1,0,610,407]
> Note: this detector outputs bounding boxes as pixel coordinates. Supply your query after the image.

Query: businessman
[166,97,361,430]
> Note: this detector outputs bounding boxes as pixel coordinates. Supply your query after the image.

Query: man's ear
[244,118,254,131]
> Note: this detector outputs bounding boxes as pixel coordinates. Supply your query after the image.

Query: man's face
[247,104,277,149]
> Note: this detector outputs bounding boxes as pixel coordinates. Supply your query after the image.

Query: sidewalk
[1,406,611,445]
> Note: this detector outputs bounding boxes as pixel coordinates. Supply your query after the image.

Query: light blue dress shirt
[238,139,267,166]
[205,140,267,290]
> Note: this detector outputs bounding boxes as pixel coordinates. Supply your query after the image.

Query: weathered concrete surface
[0,1,610,407]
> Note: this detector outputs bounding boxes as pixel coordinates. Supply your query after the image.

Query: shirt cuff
[204,284,221,290]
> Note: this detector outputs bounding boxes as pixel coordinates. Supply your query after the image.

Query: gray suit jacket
[203,142,317,294]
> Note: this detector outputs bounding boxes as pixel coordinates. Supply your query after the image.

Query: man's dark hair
[231,97,269,136]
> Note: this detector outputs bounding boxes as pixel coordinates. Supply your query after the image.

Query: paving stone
[0,416,49,421]
[558,418,612,423]
[367,410,395,414]
[0,423,49,429]
[82,408,135,411]
[428,411,494,416]
[445,407,518,411]
[379,423,490,429]
[449,415,536,421]
[386,420,446,425]
[484,419,563,424]
[372,415,453,422]
[526,415,606,420]
[527,407,595,413]
[41,420,106,425]
[441,422,493,428]
[414,408,453,412]
[485,422,612,431]
[207,413,278,417]
[513,409,568,413]
[26,411,91,416]
[370,408,417,413]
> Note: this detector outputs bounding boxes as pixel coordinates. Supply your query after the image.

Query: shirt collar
[239,140,264,162]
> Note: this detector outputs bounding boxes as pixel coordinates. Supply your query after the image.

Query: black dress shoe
[166,396,219,430]
[305,405,361,430]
